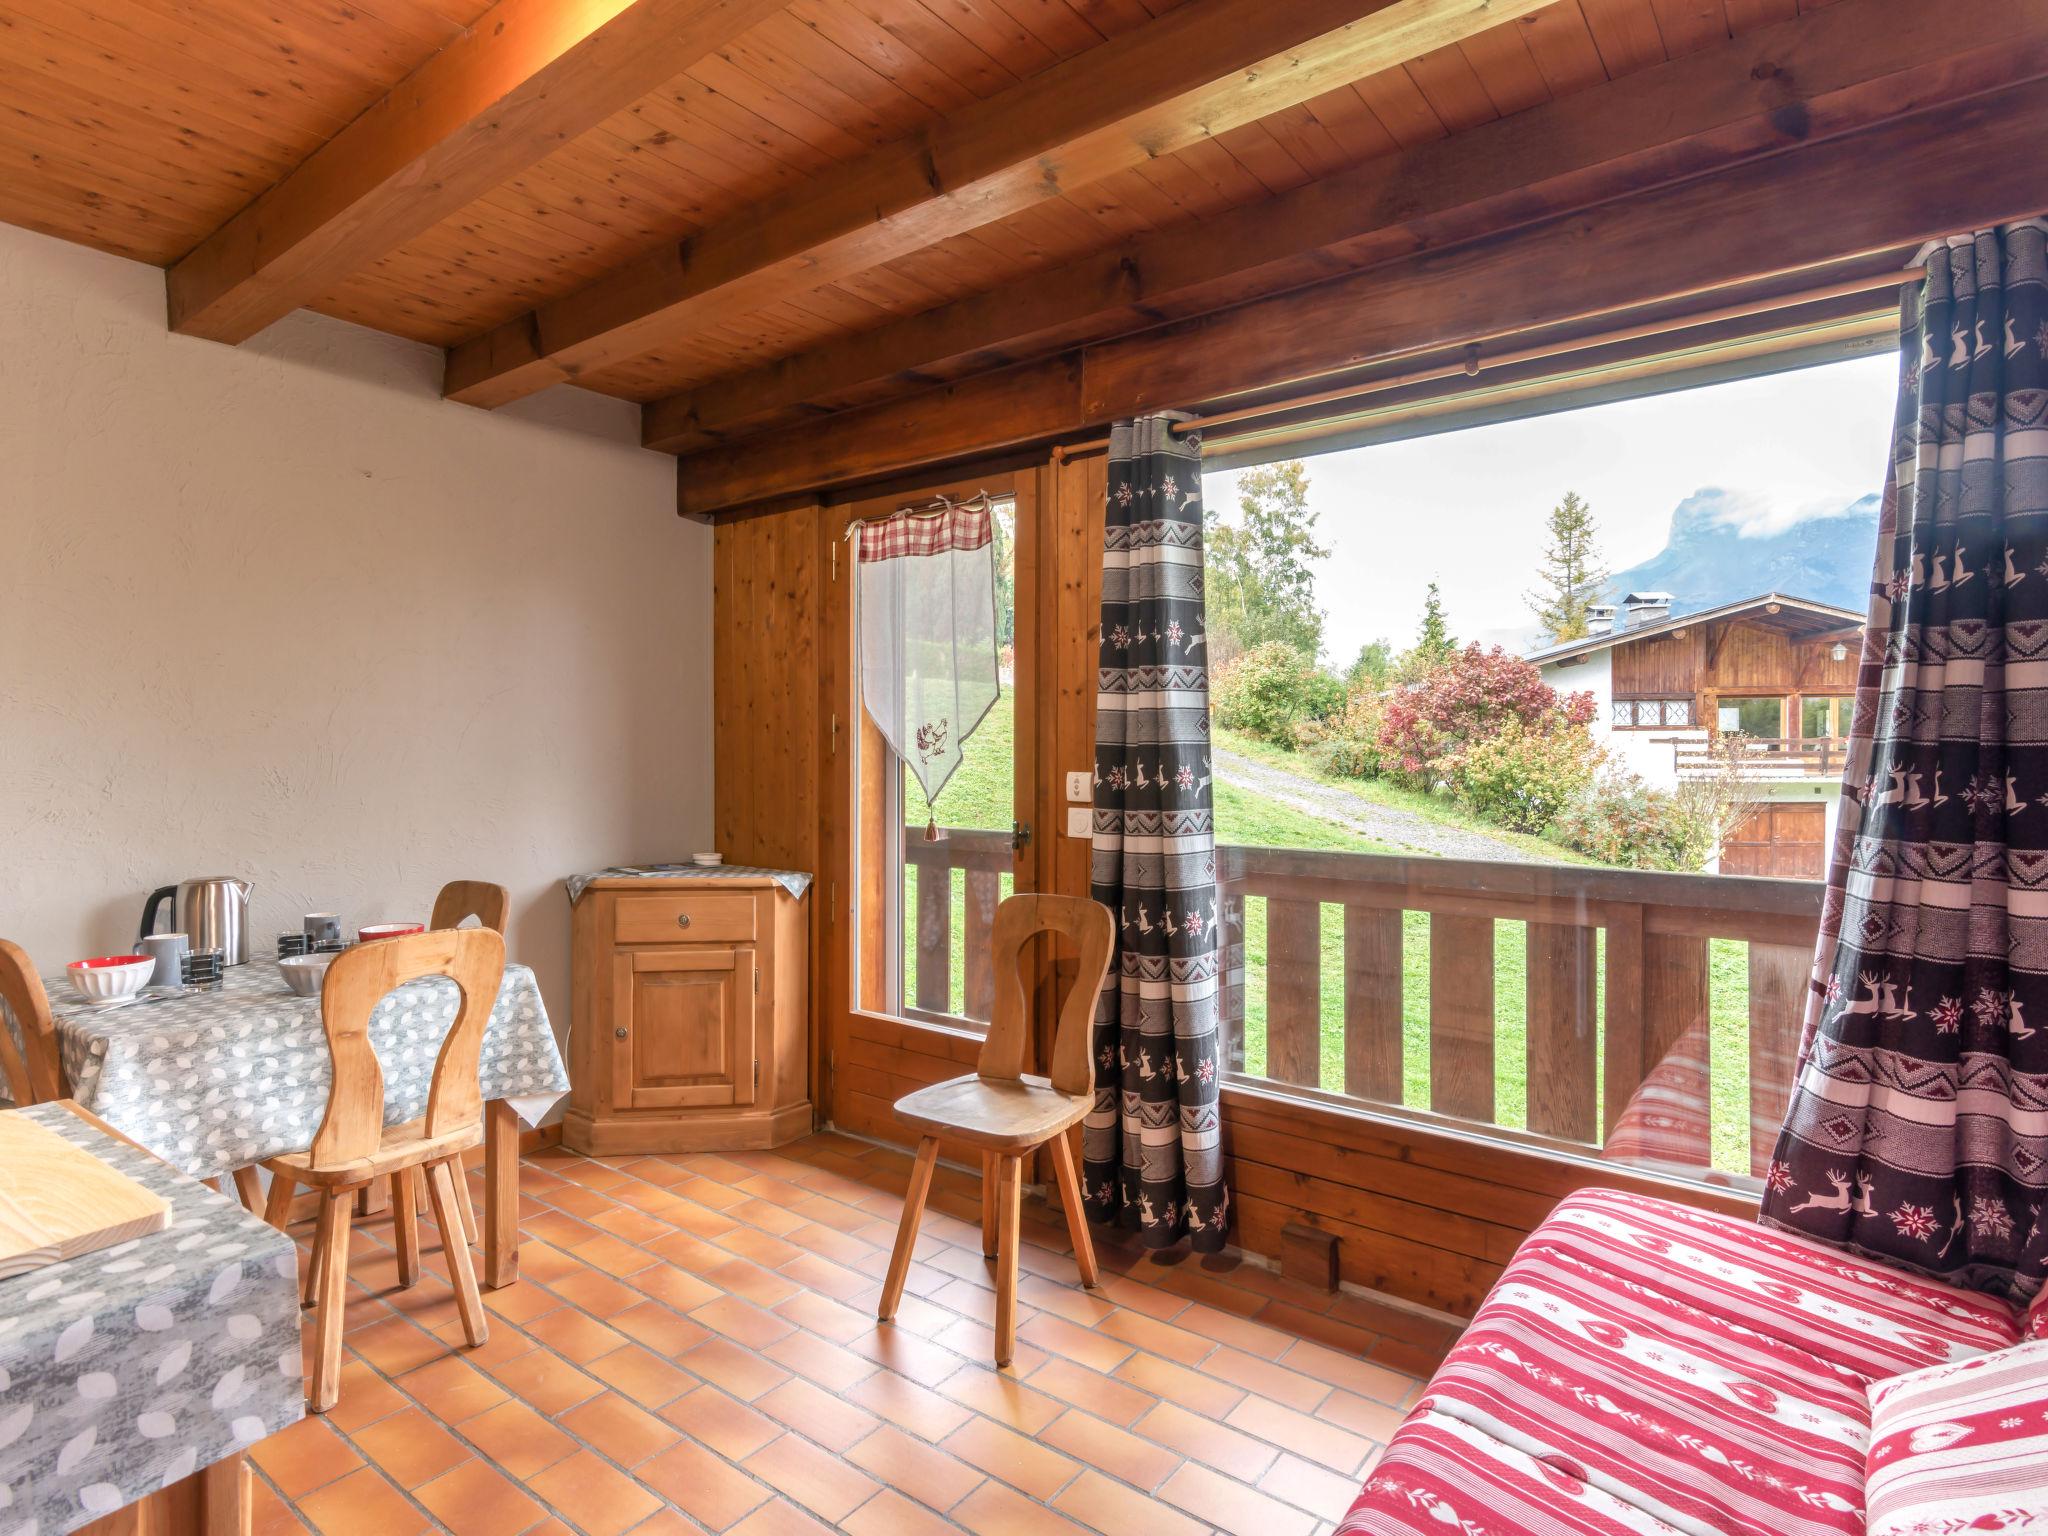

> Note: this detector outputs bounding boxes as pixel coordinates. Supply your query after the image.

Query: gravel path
[1213,746,1574,865]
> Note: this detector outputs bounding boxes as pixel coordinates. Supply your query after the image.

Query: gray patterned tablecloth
[0,1102,303,1536]
[29,962,569,1181]
[564,864,812,904]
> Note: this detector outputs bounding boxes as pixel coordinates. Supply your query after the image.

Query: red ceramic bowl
[67,954,155,999]
[357,923,424,944]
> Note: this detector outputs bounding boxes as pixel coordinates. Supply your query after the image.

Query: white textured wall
[0,223,712,1040]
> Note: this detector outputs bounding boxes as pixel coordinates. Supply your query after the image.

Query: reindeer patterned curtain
[1085,413,1230,1251]
[1763,221,2048,1303]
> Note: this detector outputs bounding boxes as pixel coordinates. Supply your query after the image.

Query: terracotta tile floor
[251,1134,1451,1536]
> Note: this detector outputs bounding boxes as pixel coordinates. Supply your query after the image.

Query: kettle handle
[140,886,175,943]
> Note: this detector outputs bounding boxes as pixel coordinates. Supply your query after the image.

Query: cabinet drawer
[615,891,756,945]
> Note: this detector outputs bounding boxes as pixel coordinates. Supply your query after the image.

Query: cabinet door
[611,946,757,1110]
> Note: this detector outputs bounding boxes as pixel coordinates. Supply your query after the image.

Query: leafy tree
[1346,639,1394,691]
[1205,461,1328,664]
[1398,582,1456,679]
[1527,490,1609,642]
[991,500,1016,649]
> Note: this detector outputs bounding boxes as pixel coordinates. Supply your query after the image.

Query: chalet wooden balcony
[1660,733,1849,781]
[902,828,1823,1192]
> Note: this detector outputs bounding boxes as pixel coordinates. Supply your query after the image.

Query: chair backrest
[0,939,62,1106]
[307,927,505,1168]
[431,880,510,934]
[977,894,1115,1097]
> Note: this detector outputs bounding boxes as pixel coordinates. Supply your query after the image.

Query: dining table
[25,957,571,1287]
[0,1100,304,1536]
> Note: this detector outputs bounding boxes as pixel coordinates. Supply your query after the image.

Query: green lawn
[895,691,1756,1177]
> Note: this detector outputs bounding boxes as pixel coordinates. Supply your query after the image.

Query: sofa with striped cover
[1338,1188,2048,1534]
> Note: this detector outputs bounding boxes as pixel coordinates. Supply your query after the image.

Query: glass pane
[1801,697,1831,737]
[1612,701,1637,727]
[1663,699,1691,727]
[1726,697,1783,738]
[895,497,1018,1029]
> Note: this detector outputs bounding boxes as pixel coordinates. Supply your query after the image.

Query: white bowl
[278,953,336,997]
[692,852,724,866]
[67,955,154,1000]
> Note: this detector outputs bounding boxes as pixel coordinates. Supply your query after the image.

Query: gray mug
[133,931,189,988]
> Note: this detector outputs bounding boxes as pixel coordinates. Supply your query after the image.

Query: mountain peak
[1606,489,1878,615]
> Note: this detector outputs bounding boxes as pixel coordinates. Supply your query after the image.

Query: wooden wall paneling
[1428,914,1494,1122]
[1524,921,1598,1142]
[1747,942,1809,1175]
[1342,905,1403,1103]
[1265,899,1323,1089]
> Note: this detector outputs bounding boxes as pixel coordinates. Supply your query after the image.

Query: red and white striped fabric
[1420,1266,1871,1535]
[1337,1412,1694,1536]
[1864,1341,2048,1535]
[1603,1021,1712,1172]
[2027,1294,2048,1343]
[1340,1189,2027,1536]
[1523,1189,2018,1381]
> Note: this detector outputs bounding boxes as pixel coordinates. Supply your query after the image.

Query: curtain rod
[1055,264,1919,459]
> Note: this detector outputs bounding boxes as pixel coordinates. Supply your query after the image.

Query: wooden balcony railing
[902,826,1012,1026]
[897,829,1824,1187]
[1215,846,1823,1184]
[1663,734,1848,780]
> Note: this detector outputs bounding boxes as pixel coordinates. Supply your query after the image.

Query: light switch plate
[1065,770,1091,800]
[1066,807,1092,838]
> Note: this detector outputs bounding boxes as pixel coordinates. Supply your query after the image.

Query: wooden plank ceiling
[3,0,2039,500]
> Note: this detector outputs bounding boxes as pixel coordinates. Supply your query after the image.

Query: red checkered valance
[855,504,993,562]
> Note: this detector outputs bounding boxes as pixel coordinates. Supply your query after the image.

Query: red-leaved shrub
[1378,644,1595,790]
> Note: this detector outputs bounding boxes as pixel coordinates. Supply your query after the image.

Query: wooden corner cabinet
[566,875,812,1154]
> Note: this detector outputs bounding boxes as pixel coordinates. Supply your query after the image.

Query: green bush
[1553,768,1701,869]
[1212,642,1342,746]
[1296,689,1386,778]
[1443,719,1601,834]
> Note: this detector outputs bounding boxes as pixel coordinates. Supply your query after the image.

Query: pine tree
[1528,490,1609,642]
[1401,582,1456,678]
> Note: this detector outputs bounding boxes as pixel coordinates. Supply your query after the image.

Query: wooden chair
[877,893,1115,1366]
[431,880,510,934]
[262,927,504,1412]
[0,938,63,1106]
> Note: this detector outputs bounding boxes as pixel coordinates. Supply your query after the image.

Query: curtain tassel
[925,816,938,842]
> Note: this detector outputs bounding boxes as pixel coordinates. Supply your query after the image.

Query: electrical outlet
[1066,807,1092,838]
[1065,770,1091,800]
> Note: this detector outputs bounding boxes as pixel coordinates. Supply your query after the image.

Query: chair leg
[427,1159,488,1348]
[878,1137,939,1322]
[452,1164,480,1245]
[993,1154,1022,1369]
[980,1152,999,1259]
[301,1194,328,1308]
[231,1166,263,1214]
[1048,1132,1099,1289]
[392,1166,421,1288]
[262,1173,295,1232]
[308,1191,353,1413]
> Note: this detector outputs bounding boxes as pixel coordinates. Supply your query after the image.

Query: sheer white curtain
[853,498,1002,834]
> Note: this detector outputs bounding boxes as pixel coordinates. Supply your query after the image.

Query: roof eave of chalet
[1523,591,1864,667]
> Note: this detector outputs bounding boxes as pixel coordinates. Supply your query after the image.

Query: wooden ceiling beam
[672,76,2048,517]
[166,0,790,344]
[441,0,1558,408]
[644,0,2048,453]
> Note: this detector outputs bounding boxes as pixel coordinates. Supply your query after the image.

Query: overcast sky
[1202,352,1898,666]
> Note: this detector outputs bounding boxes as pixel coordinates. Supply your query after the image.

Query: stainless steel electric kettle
[140,877,253,966]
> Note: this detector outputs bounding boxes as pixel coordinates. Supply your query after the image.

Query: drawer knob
[676,913,692,929]
[614,1027,628,1040]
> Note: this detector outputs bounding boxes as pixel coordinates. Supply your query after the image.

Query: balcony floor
[248,1135,1442,1536]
